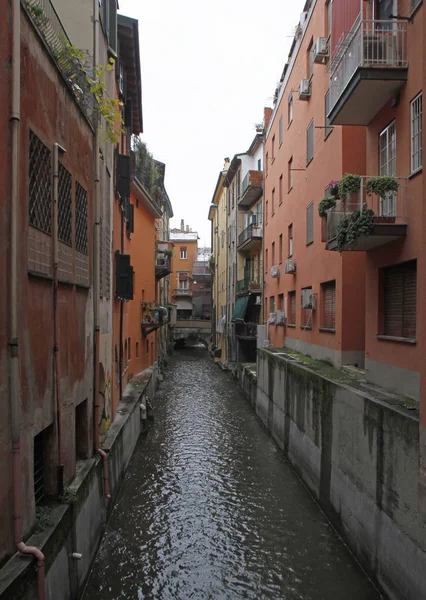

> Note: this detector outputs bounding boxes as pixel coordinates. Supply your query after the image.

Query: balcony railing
[235,322,258,339]
[238,224,263,247]
[23,0,97,127]
[155,250,171,280]
[236,278,262,295]
[329,20,408,124]
[325,177,408,251]
[239,171,263,208]
[173,288,193,297]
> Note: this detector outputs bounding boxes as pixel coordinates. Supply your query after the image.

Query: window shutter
[323,281,336,329]
[288,292,296,325]
[116,154,131,201]
[115,253,134,300]
[306,203,314,244]
[307,120,314,164]
[383,261,416,338]
[126,202,134,234]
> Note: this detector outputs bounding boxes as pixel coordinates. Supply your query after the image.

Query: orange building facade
[170,222,199,320]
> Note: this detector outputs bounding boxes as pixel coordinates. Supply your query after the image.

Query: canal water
[83,348,382,600]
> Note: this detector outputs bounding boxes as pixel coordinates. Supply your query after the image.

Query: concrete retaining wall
[0,366,158,600]
[240,350,426,600]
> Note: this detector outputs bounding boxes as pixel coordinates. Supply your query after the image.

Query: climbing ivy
[336,209,375,251]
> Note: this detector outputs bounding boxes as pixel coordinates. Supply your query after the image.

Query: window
[34,431,46,505]
[325,90,332,139]
[288,291,296,325]
[257,158,262,171]
[411,93,422,174]
[146,339,149,354]
[288,93,293,125]
[326,0,332,38]
[227,189,230,215]
[58,163,72,246]
[232,182,235,208]
[288,224,293,257]
[307,38,314,78]
[75,400,89,460]
[128,337,131,360]
[272,135,275,161]
[379,121,396,215]
[29,131,52,234]
[178,272,189,289]
[279,174,283,204]
[278,293,284,311]
[136,341,139,357]
[266,152,269,175]
[288,157,293,190]
[307,120,314,165]
[279,116,283,145]
[265,200,269,224]
[301,286,313,328]
[272,241,275,266]
[321,280,336,330]
[270,296,275,314]
[265,248,268,273]
[180,246,187,259]
[237,169,241,198]
[306,202,314,245]
[279,234,283,263]
[272,188,275,214]
[75,182,88,255]
[381,260,417,340]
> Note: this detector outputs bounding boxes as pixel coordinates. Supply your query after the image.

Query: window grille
[29,131,52,234]
[75,182,88,255]
[34,432,45,506]
[411,93,422,174]
[58,163,72,246]
[288,291,296,325]
[322,280,336,330]
[379,121,396,215]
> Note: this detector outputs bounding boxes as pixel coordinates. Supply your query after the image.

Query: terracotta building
[170,221,199,320]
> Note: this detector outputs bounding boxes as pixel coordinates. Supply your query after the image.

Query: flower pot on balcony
[372,216,396,224]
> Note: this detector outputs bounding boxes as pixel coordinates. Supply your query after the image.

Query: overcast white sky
[118,0,306,248]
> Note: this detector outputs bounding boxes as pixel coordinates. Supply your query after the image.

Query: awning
[231,296,249,322]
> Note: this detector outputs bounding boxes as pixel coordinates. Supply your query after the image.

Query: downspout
[53,143,64,495]
[10,0,45,597]
[93,0,109,499]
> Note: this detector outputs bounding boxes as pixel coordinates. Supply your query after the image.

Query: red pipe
[97,449,111,499]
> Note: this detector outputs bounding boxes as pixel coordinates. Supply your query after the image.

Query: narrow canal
[83,348,382,600]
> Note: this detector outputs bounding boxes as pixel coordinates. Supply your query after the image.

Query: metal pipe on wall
[10,0,45,597]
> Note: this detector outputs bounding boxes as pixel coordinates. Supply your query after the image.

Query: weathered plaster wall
[240,349,426,600]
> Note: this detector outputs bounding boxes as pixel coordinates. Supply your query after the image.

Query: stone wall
[0,367,158,600]
[240,349,426,600]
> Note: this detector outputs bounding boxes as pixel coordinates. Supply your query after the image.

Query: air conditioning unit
[313,37,329,64]
[270,266,280,278]
[276,310,286,326]
[301,288,316,309]
[255,295,262,305]
[298,79,311,100]
[268,312,277,324]
[284,259,296,274]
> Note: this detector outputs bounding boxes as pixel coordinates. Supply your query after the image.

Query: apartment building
[264,0,367,369]
[170,222,199,320]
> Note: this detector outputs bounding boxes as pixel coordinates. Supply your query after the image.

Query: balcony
[235,322,258,340]
[237,224,263,255]
[328,20,408,125]
[141,306,169,337]
[173,288,193,298]
[238,171,263,208]
[236,278,262,296]
[192,262,211,279]
[155,251,171,280]
[325,178,407,252]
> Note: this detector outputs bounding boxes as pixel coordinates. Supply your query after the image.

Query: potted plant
[336,209,375,251]
[366,176,399,223]
[338,174,361,201]
[325,180,340,199]
[318,196,337,218]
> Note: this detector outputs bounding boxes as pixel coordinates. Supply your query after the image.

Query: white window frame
[379,121,396,216]
[180,248,187,259]
[288,93,293,125]
[411,93,422,175]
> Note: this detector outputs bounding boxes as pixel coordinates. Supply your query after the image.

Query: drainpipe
[92,0,110,500]
[10,0,45,597]
[53,143,64,495]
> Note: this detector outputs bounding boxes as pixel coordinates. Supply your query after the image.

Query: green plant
[336,209,374,251]
[59,487,78,504]
[90,59,124,144]
[366,176,399,197]
[132,137,160,196]
[35,506,55,533]
[338,174,361,200]
[164,249,174,257]
[318,196,336,218]
[325,180,340,199]
[26,1,48,30]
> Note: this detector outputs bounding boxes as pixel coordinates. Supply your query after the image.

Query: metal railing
[173,288,193,297]
[330,20,408,112]
[155,253,171,270]
[238,224,263,247]
[241,170,263,196]
[326,177,408,243]
[236,278,262,294]
[235,322,258,338]
[22,0,97,127]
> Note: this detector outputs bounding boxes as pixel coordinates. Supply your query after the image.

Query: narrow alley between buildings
[83,348,381,600]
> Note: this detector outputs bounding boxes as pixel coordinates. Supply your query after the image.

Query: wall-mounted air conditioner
[276,310,286,326]
[298,79,311,101]
[313,37,329,64]
[270,266,280,278]
[301,288,316,309]
[268,312,276,324]
[284,259,296,274]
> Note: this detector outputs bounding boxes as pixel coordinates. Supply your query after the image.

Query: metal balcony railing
[329,20,408,112]
[173,288,193,297]
[238,224,263,247]
[235,322,258,338]
[236,278,262,294]
[22,0,97,127]
[326,177,408,244]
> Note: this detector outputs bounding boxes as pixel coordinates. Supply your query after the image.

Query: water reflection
[83,347,381,600]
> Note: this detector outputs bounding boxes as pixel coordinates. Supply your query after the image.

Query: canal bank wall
[239,349,426,600]
[0,367,158,600]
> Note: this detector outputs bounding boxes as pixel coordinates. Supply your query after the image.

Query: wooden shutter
[288,292,296,325]
[306,203,314,244]
[383,261,416,338]
[323,281,336,329]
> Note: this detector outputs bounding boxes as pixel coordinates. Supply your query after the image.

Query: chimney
[186,225,189,232]
[181,219,184,232]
